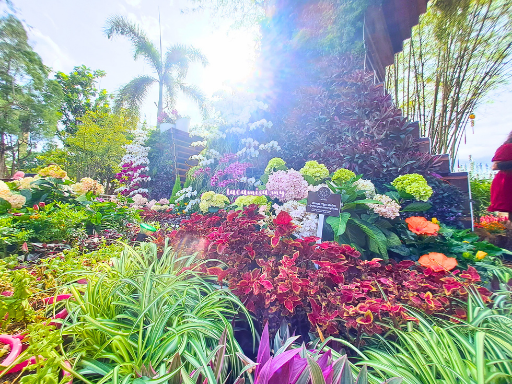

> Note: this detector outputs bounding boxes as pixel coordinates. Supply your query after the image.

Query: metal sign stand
[316,214,325,244]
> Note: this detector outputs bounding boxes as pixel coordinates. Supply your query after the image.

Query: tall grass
[351,289,512,384]
[61,242,253,383]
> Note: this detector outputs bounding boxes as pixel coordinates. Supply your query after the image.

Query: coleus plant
[167,206,491,342]
[237,322,402,384]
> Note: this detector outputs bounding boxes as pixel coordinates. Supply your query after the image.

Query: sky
[2,0,259,127]
[2,0,512,169]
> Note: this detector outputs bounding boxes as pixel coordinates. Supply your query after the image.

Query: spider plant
[350,289,512,384]
[60,242,253,383]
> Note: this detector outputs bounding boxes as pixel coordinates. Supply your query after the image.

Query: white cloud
[125,0,141,7]
[28,28,75,72]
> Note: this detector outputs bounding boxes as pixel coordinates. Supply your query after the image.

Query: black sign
[306,187,341,217]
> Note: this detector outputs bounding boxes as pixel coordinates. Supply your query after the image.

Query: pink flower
[12,171,25,180]
[266,169,309,202]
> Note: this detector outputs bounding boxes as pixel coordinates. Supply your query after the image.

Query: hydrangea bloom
[266,169,308,202]
[115,124,151,197]
[199,191,230,213]
[234,195,268,208]
[0,181,26,209]
[332,168,356,185]
[367,194,401,219]
[38,164,67,179]
[300,161,329,182]
[72,178,105,196]
[392,174,433,201]
[265,158,286,174]
[15,177,37,190]
[354,179,376,198]
[273,200,319,238]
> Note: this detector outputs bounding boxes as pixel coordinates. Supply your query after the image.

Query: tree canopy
[0,14,62,177]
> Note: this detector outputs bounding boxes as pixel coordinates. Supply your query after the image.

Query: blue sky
[3,0,512,167]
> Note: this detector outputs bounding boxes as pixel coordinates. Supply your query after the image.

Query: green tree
[42,110,137,190]
[55,65,111,136]
[386,0,512,163]
[0,15,62,177]
[104,15,209,122]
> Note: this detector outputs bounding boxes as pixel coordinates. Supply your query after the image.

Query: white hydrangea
[354,179,376,198]
[367,194,401,219]
[191,141,207,147]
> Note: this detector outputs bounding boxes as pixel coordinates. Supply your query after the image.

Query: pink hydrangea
[266,169,308,202]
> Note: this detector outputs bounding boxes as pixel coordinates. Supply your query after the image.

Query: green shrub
[471,177,492,219]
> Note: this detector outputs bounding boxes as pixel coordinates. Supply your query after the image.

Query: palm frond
[114,75,157,115]
[175,81,210,119]
[164,44,208,79]
[104,15,162,74]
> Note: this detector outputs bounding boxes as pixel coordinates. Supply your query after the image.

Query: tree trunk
[157,80,163,126]
[0,133,7,178]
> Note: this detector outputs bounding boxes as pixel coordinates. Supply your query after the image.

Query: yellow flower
[431,217,439,224]
[475,251,487,260]
[463,241,470,243]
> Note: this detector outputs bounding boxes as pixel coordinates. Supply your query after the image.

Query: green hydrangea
[300,161,329,182]
[234,195,268,208]
[199,191,230,213]
[332,168,356,185]
[391,174,433,202]
[265,158,286,174]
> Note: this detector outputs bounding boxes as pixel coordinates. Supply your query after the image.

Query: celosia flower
[264,158,286,174]
[418,252,457,272]
[332,168,356,185]
[405,216,440,236]
[367,194,401,219]
[266,169,308,202]
[300,161,329,182]
[392,174,433,201]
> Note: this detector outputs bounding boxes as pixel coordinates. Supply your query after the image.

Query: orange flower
[405,216,440,236]
[418,252,458,272]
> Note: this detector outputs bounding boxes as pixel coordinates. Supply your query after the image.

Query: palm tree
[104,15,209,122]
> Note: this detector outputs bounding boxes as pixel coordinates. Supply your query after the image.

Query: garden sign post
[306,187,341,244]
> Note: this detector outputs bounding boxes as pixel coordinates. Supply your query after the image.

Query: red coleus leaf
[227,211,238,222]
[274,211,293,226]
[271,235,280,247]
[245,245,256,258]
[459,266,481,282]
[356,310,373,325]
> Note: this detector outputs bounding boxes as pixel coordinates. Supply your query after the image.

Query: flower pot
[160,123,174,133]
[175,117,191,133]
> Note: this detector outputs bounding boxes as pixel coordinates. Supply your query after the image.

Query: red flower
[406,217,440,236]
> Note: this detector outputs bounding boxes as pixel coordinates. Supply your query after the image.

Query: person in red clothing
[488,131,512,217]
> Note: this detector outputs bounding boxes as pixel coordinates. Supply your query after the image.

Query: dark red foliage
[269,55,440,178]
[166,207,491,339]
